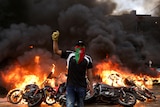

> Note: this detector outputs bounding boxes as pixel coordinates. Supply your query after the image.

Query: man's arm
[87,68,94,94]
[53,40,62,56]
[52,31,62,56]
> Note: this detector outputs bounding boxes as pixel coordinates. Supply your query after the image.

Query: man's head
[74,40,85,64]
[74,40,86,51]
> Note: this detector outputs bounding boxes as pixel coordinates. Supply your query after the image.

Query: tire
[28,92,43,107]
[45,95,56,105]
[84,90,96,103]
[118,92,136,106]
[7,89,22,104]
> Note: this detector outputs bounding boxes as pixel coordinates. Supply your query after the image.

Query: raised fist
[52,30,59,41]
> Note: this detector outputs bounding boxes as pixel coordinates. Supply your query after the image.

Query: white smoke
[112,0,160,16]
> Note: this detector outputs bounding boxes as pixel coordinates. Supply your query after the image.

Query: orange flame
[1,53,160,93]
[52,64,55,73]
[94,58,158,89]
[1,55,58,90]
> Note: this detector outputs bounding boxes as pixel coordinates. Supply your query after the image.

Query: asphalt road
[0,85,160,107]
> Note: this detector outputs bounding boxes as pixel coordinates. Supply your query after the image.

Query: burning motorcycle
[124,78,156,102]
[26,83,54,107]
[26,72,57,107]
[7,72,57,106]
[85,82,137,106]
[26,72,67,107]
[127,86,156,102]
[7,80,56,106]
[26,81,66,107]
[7,83,39,104]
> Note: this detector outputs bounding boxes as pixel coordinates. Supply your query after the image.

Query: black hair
[75,40,85,46]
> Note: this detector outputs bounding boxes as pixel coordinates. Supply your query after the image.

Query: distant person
[52,30,94,107]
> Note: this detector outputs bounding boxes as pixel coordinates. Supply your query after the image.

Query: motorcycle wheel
[7,89,22,104]
[85,90,96,103]
[118,92,136,107]
[59,95,66,107]
[45,95,56,105]
[28,93,43,107]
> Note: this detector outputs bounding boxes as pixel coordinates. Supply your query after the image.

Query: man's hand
[52,30,59,41]
[89,84,94,96]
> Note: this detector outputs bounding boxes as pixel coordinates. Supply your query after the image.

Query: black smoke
[0,0,160,84]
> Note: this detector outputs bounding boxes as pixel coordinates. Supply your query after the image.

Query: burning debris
[94,57,160,89]
[0,48,64,90]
